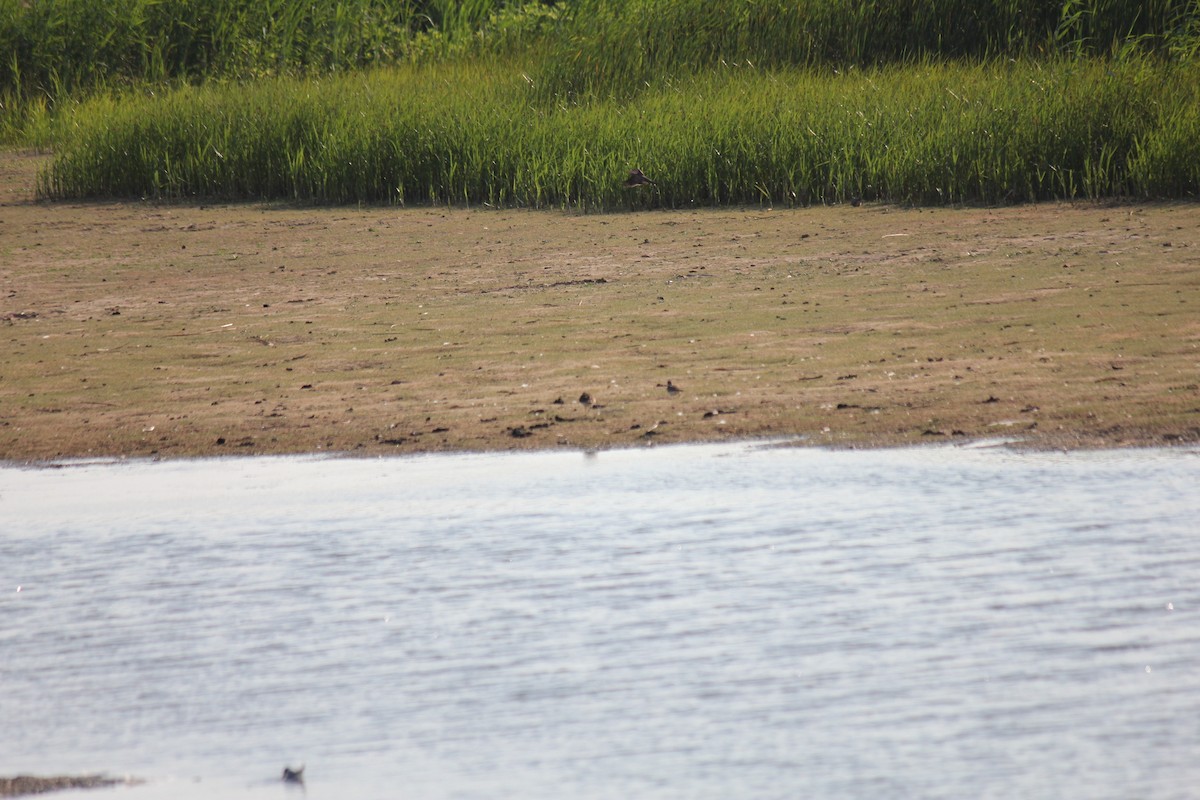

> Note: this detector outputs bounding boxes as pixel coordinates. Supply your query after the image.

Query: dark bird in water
[282,766,305,784]
[666,380,682,395]
[623,168,655,188]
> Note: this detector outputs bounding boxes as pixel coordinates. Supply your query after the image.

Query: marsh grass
[0,0,490,93]
[0,0,550,142]
[12,0,1200,204]
[535,0,1199,100]
[5,0,1192,103]
[43,55,1200,207]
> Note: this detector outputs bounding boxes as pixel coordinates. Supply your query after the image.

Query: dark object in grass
[623,168,655,188]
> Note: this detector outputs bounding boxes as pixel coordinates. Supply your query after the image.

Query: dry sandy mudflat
[0,774,139,797]
[2,150,1197,461]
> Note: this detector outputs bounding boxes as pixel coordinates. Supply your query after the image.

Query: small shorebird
[623,168,655,188]
[666,380,682,395]
[282,766,305,784]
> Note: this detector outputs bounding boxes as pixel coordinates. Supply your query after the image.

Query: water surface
[2,441,1198,799]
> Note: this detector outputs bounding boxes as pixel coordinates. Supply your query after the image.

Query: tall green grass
[5,0,1195,104]
[0,0,521,96]
[0,0,561,142]
[43,56,1200,207]
[13,0,1200,205]
[535,0,1199,100]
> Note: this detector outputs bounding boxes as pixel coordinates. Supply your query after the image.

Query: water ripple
[2,442,1198,799]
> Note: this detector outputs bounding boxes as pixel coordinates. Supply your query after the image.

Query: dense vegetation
[41,57,1200,207]
[0,0,545,97]
[536,0,1199,100]
[5,0,1199,207]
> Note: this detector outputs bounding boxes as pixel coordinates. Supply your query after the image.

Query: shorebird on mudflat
[623,168,655,188]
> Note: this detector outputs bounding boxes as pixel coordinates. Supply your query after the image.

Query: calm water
[2,441,1198,799]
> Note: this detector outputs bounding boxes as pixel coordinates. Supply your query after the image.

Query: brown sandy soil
[2,149,1198,462]
[0,774,139,797]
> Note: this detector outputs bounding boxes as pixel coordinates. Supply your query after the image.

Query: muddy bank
[0,774,139,797]
[2,150,1198,461]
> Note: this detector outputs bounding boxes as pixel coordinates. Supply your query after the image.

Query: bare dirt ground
[2,149,1198,462]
